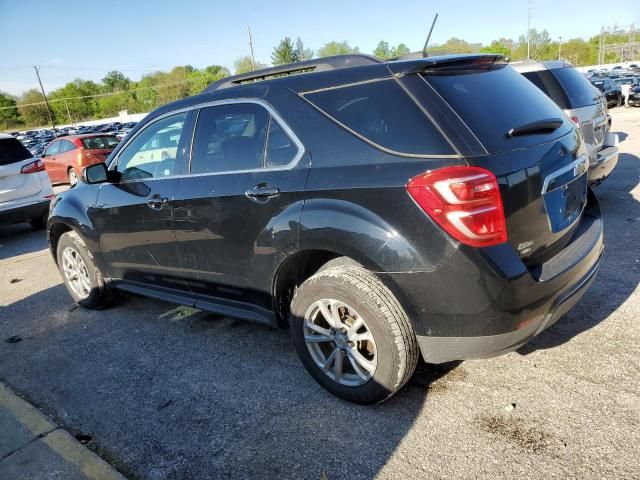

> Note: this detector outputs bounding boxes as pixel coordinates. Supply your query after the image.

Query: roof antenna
[422,13,439,57]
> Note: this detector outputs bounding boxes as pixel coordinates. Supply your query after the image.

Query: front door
[172,101,308,318]
[90,112,192,292]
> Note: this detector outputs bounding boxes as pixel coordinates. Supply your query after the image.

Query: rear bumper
[588,142,618,184]
[381,191,603,363]
[0,199,50,225]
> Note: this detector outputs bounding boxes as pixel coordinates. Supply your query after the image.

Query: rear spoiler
[387,54,505,76]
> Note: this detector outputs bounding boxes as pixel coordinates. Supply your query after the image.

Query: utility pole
[247,25,256,71]
[527,0,532,60]
[558,36,562,60]
[64,99,73,126]
[33,65,56,134]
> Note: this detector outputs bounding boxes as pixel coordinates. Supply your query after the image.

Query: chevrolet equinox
[48,54,604,404]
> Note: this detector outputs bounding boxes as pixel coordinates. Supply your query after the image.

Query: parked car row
[45,53,614,404]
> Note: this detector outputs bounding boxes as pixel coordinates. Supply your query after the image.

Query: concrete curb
[0,382,125,479]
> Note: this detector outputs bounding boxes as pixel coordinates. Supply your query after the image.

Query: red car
[41,134,119,185]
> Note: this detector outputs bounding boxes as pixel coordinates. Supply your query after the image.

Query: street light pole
[558,36,562,60]
[247,25,256,71]
[527,0,532,59]
[33,65,56,135]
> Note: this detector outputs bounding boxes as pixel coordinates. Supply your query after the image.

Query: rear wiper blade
[506,118,564,138]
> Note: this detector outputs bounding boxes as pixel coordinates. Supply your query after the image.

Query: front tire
[56,231,112,309]
[289,263,419,404]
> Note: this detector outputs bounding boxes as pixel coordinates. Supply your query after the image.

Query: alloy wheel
[303,299,377,387]
[61,247,91,299]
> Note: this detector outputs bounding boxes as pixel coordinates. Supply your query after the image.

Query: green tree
[395,43,410,57]
[317,41,360,57]
[18,89,53,127]
[511,29,553,61]
[428,37,481,55]
[187,65,230,94]
[295,37,314,61]
[0,92,21,130]
[102,71,130,92]
[233,56,268,74]
[272,37,298,65]
[480,40,512,57]
[373,41,392,59]
[373,41,411,60]
[48,79,100,124]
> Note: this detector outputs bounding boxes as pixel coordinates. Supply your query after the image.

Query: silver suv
[513,61,619,185]
[0,134,54,228]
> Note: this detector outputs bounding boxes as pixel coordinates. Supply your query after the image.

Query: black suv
[48,54,603,404]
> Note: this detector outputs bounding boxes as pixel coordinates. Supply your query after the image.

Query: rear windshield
[423,65,573,153]
[81,136,119,149]
[550,68,600,108]
[0,138,33,165]
[303,79,454,155]
[522,70,571,109]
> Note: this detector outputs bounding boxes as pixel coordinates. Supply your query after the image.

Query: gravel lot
[1,109,639,480]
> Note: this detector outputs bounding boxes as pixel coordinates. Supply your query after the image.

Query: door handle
[245,184,280,203]
[147,195,169,210]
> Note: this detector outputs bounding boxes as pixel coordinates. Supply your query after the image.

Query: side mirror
[83,163,109,184]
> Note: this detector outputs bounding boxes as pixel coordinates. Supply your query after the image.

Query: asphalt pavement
[1,108,639,479]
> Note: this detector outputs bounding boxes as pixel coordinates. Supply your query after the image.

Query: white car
[0,133,55,228]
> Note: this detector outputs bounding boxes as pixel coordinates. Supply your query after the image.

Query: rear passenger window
[190,103,299,174]
[302,79,453,155]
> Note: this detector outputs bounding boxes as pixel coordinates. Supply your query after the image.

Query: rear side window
[0,138,32,165]
[82,136,119,149]
[424,65,573,153]
[521,70,571,109]
[190,102,301,174]
[303,79,454,156]
[190,103,269,174]
[550,68,599,108]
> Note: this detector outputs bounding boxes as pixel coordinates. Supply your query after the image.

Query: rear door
[0,137,42,206]
[172,100,308,315]
[90,112,192,291]
[399,62,587,264]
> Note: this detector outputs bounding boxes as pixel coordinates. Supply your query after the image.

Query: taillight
[21,159,45,174]
[570,116,580,125]
[406,166,507,247]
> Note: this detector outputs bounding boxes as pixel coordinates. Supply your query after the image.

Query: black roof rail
[204,54,381,93]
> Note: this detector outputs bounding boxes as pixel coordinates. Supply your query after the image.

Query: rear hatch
[521,67,607,159]
[395,58,588,265]
[0,138,42,206]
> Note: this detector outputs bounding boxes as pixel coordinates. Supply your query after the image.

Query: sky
[0,0,637,97]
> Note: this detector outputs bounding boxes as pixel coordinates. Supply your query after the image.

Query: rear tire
[289,263,418,404]
[616,94,622,108]
[68,168,79,186]
[56,230,112,309]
